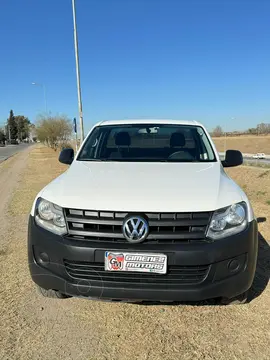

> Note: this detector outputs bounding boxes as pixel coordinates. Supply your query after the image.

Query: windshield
[77,124,216,162]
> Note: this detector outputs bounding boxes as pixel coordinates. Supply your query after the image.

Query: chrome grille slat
[67,216,123,226]
[68,230,125,238]
[66,216,208,227]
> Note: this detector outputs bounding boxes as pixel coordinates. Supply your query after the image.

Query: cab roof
[98,119,202,127]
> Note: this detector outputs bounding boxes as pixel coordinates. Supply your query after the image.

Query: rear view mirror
[59,148,74,165]
[222,150,243,168]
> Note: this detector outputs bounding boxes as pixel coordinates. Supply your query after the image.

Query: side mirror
[59,148,74,165]
[222,150,243,168]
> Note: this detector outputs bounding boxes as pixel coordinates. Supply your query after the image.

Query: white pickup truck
[28,119,258,305]
[252,153,266,159]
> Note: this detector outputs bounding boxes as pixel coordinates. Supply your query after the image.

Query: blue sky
[0,0,270,133]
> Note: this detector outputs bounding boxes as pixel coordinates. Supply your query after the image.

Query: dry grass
[0,145,269,360]
[212,135,270,153]
[226,166,270,240]
[9,146,67,216]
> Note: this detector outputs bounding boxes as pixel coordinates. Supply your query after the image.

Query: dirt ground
[0,145,269,360]
[212,135,270,154]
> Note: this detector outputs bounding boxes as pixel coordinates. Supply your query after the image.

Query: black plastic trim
[28,216,258,301]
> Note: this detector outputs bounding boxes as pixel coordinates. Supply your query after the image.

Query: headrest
[170,132,186,147]
[115,132,131,146]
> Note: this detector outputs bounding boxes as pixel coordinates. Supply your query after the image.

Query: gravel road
[0,146,269,360]
[0,146,32,242]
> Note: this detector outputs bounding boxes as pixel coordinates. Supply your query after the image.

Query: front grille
[65,209,212,244]
[64,259,210,288]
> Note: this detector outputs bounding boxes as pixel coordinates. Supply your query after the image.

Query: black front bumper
[28,216,258,301]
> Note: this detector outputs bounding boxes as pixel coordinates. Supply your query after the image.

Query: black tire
[221,291,248,305]
[36,285,70,299]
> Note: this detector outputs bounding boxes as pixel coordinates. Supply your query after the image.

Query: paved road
[0,143,32,162]
[243,157,270,165]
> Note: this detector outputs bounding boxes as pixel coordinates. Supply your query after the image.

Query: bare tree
[212,125,223,137]
[257,123,270,135]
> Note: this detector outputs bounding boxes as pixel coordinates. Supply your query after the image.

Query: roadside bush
[60,142,74,150]
[35,115,72,150]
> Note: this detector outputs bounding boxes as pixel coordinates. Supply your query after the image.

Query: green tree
[0,129,6,144]
[248,128,257,135]
[8,110,18,140]
[14,115,31,141]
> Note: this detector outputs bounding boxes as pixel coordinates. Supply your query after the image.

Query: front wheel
[36,285,70,299]
[220,291,248,305]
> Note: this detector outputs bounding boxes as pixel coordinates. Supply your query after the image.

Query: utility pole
[224,125,226,154]
[256,124,259,165]
[72,0,84,143]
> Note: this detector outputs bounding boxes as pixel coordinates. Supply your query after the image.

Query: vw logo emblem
[122,216,149,243]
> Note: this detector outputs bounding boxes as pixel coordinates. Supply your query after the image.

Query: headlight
[35,198,67,235]
[207,202,247,240]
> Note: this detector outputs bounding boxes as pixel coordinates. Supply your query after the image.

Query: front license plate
[105,251,167,274]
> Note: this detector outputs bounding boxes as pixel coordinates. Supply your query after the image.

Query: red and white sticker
[104,252,167,274]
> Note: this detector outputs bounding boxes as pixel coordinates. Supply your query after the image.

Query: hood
[39,161,243,213]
